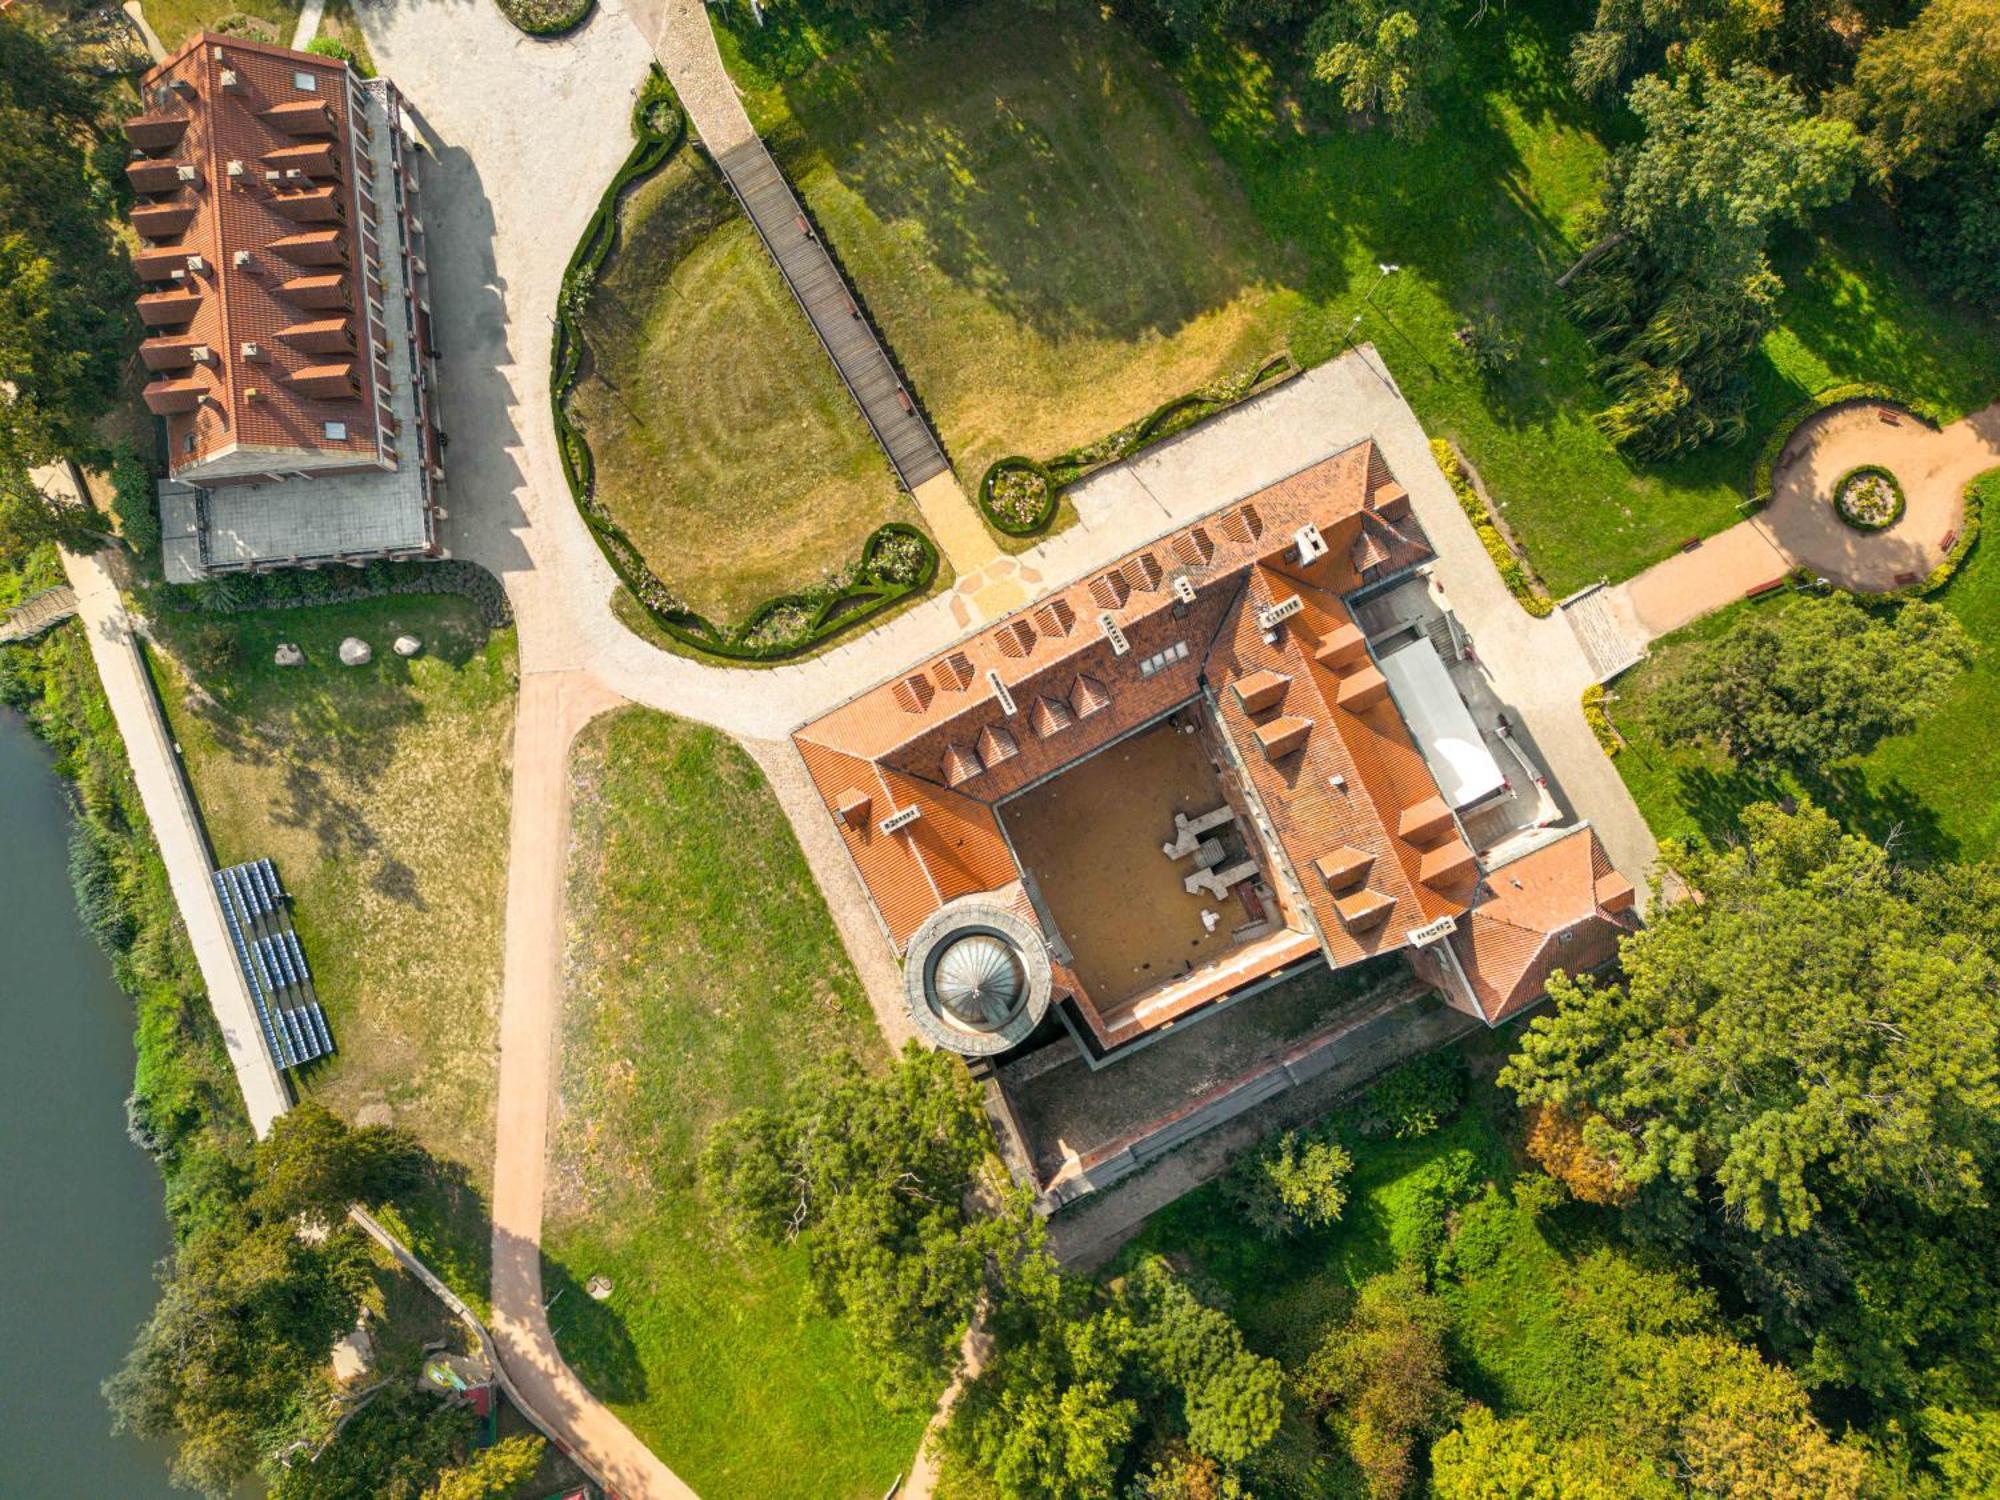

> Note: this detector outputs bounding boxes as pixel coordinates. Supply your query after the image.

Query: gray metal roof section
[903,898,1053,1056]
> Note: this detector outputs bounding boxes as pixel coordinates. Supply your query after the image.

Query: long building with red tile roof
[795,441,1635,1059]
[124,34,443,580]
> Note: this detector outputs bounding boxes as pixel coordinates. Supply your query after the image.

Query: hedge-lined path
[1578,398,1999,660]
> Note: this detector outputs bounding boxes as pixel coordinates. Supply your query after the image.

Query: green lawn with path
[716,0,1995,590]
[1606,482,2000,862]
[569,147,920,625]
[542,708,921,1500]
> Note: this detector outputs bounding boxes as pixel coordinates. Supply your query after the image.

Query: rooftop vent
[1172,575,1198,606]
[1256,595,1304,634]
[986,669,1018,717]
[189,344,213,363]
[240,341,264,361]
[233,249,253,269]
[1098,612,1130,657]
[176,163,198,182]
[219,68,241,91]
[880,806,922,835]
[186,254,205,273]
[1292,522,1328,565]
[226,159,245,178]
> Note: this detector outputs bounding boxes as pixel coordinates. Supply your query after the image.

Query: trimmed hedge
[149,558,514,629]
[1581,683,1621,758]
[1429,438,1553,618]
[549,71,942,661]
[495,0,593,38]
[976,352,1300,537]
[1747,384,1950,506]
[1831,464,1906,532]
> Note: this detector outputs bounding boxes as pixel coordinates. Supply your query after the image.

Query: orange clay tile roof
[795,441,1464,969]
[127,34,385,479]
[1445,825,1633,1023]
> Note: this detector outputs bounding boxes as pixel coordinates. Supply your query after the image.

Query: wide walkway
[35,465,293,1137]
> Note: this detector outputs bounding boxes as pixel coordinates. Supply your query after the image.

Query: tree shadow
[1669,762,1791,847]
[1798,763,1958,864]
[539,1244,650,1406]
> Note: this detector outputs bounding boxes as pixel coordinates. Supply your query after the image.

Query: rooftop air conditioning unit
[240,341,263,361]
[1256,595,1304,634]
[219,68,241,91]
[186,254,205,272]
[188,345,212,363]
[284,169,304,181]
[233,249,253,268]
[265,169,283,183]
[1292,522,1328,565]
[176,164,198,182]
[226,159,245,179]
[1172,575,1198,606]
[1098,612,1131,657]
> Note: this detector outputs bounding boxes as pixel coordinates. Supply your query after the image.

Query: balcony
[143,378,204,416]
[123,113,189,151]
[137,287,202,327]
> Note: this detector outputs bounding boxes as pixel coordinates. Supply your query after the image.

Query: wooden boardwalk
[0,585,78,645]
[714,138,950,491]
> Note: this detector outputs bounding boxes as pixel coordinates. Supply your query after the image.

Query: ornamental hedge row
[1878,466,1992,601]
[976,352,1300,536]
[495,0,594,39]
[1428,437,1553,618]
[549,71,942,661]
[1747,384,1951,507]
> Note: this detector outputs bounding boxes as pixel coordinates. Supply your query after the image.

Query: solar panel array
[213,858,333,1070]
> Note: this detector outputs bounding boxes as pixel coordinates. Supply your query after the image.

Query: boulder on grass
[338,636,372,666]
[392,634,422,658]
[274,642,304,667]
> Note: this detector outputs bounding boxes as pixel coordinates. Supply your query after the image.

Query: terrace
[998,709,1283,1028]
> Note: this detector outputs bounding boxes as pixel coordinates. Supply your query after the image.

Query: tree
[1225,1126,1353,1238]
[702,1044,1042,1406]
[1602,66,1859,284]
[1430,1406,1670,1499]
[1833,0,2000,180]
[252,1100,422,1228]
[1907,122,2000,306]
[270,1385,477,1500]
[423,1435,548,1500]
[1117,1257,1284,1465]
[1647,593,1973,773]
[0,17,133,466]
[1502,803,1999,1239]
[1295,1266,1459,1498]
[1522,1103,1634,1206]
[1307,0,1456,140]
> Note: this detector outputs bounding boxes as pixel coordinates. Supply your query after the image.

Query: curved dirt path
[1603,398,1999,645]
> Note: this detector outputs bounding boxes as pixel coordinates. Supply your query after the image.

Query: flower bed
[548,75,939,662]
[975,352,1300,537]
[1832,464,1906,531]
[1429,438,1553,618]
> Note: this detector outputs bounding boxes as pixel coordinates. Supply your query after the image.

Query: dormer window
[323,420,348,440]
[294,71,318,90]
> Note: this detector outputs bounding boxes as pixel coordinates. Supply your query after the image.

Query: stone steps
[1562,583,1647,683]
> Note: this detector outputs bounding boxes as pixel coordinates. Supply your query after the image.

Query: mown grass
[715,0,1995,588]
[141,0,300,49]
[542,708,921,1500]
[148,596,516,1278]
[570,147,920,625]
[1607,507,2000,861]
[721,0,1304,496]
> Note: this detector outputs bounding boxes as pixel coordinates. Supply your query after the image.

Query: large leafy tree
[252,1099,423,1229]
[0,15,132,465]
[1646,593,1974,774]
[1295,1266,1459,1498]
[1834,0,2000,180]
[702,1044,1043,1406]
[1906,122,2000,305]
[1307,0,1457,140]
[1430,1405,1670,1498]
[1503,804,1998,1236]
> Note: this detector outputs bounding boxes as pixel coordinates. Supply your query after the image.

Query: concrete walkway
[1583,398,2000,665]
[289,0,326,50]
[36,468,293,1137]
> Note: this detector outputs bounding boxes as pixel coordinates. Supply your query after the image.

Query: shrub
[980,457,1057,535]
[1387,1147,1483,1271]
[1453,316,1522,375]
[68,819,135,952]
[1523,1103,1635,1206]
[493,0,593,36]
[1581,683,1621,756]
[1227,1126,1353,1239]
[302,35,369,76]
[1429,438,1552,617]
[1358,1050,1466,1140]
[109,452,161,574]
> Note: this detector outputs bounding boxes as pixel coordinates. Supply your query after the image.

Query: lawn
[148,595,516,1217]
[542,708,923,1500]
[715,0,1996,590]
[1605,511,2000,861]
[568,146,920,626]
[720,0,1305,496]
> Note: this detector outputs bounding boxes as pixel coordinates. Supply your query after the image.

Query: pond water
[0,705,185,1495]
